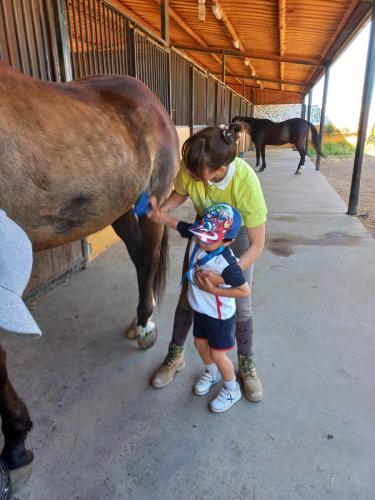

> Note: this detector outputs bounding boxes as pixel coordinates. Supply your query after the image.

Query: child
[150,199,250,413]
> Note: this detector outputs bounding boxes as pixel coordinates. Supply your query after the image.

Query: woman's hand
[147,196,164,224]
[148,196,179,230]
[197,269,224,287]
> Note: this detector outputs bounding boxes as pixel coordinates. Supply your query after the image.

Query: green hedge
[308,141,355,157]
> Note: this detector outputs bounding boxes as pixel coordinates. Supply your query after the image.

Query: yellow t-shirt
[174,157,268,228]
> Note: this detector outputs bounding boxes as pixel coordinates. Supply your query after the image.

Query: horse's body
[0,61,179,469]
[232,116,322,174]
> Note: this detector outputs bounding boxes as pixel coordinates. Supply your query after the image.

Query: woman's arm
[238,223,265,271]
[160,190,188,214]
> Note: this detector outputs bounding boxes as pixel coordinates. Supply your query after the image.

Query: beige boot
[238,354,263,402]
[151,344,185,389]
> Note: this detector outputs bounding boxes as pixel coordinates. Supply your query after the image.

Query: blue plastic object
[133,191,151,217]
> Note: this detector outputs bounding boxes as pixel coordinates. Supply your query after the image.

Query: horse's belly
[1,158,148,250]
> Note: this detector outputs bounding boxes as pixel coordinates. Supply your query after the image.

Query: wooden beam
[109,1,164,43]
[232,86,303,97]
[305,0,371,91]
[322,0,363,62]
[154,0,242,84]
[211,0,263,88]
[174,44,324,66]
[278,0,286,91]
[154,0,228,81]
[213,73,308,87]
[211,0,244,51]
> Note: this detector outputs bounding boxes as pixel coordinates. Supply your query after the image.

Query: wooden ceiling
[111,0,372,104]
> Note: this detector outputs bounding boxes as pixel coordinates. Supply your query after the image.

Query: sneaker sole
[151,361,185,389]
[193,377,221,396]
[210,392,242,413]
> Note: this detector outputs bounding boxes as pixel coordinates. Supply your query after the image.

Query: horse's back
[0,63,178,249]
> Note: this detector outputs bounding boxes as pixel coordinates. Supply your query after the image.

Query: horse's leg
[294,140,306,175]
[255,145,260,167]
[136,216,167,349]
[258,145,267,172]
[112,210,143,340]
[0,344,33,469]
[112,211,166,350]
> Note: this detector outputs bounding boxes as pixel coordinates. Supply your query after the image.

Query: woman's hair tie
[220,124,235,145]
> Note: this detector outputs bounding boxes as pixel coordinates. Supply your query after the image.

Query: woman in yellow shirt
[150,123,268,402]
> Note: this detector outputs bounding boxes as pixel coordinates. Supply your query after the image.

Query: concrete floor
[2,149,375,500]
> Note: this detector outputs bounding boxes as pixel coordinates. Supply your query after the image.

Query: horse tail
[308,122,325,156]
[153,224,169,304]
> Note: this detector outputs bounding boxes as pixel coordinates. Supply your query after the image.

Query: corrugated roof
[112,0,372,104]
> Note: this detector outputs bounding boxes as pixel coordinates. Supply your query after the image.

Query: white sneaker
[210,383,242,413]
[194,370,222,395]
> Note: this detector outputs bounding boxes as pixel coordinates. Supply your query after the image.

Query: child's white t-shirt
[177,222,246,320]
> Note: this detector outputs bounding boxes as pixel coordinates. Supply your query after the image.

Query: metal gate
[0,0,57,79]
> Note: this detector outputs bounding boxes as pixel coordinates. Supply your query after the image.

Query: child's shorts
[193,311,235,351]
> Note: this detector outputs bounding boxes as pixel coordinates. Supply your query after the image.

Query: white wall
[254,104,320,124]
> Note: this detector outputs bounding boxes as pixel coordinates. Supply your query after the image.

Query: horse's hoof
[295,170,302,175]
[137,328,157,350]
[124,319,137,339]
[1,446,34,470]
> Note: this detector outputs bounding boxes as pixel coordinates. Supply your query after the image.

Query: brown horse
[232,116,322,174]
[0,61,179,469]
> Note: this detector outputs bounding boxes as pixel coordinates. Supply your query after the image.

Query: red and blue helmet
[189,203,242,245]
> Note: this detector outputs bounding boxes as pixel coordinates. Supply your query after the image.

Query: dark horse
[0,61,179,469]
[232,116,322,174]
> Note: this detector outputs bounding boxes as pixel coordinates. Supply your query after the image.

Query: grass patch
[308,141,355,157]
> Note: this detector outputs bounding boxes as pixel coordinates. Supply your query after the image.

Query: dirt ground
[319,154,375,238]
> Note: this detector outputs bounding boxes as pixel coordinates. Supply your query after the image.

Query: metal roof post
[305,89,312,151]
[316,66,330,171]
[189,64,194,135]
[348,1,375,215]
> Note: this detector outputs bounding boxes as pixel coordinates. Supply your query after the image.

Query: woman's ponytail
[220,123,243,144]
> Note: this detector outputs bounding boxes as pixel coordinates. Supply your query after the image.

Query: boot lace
[240,356,256,379]
[163,344,182,367]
